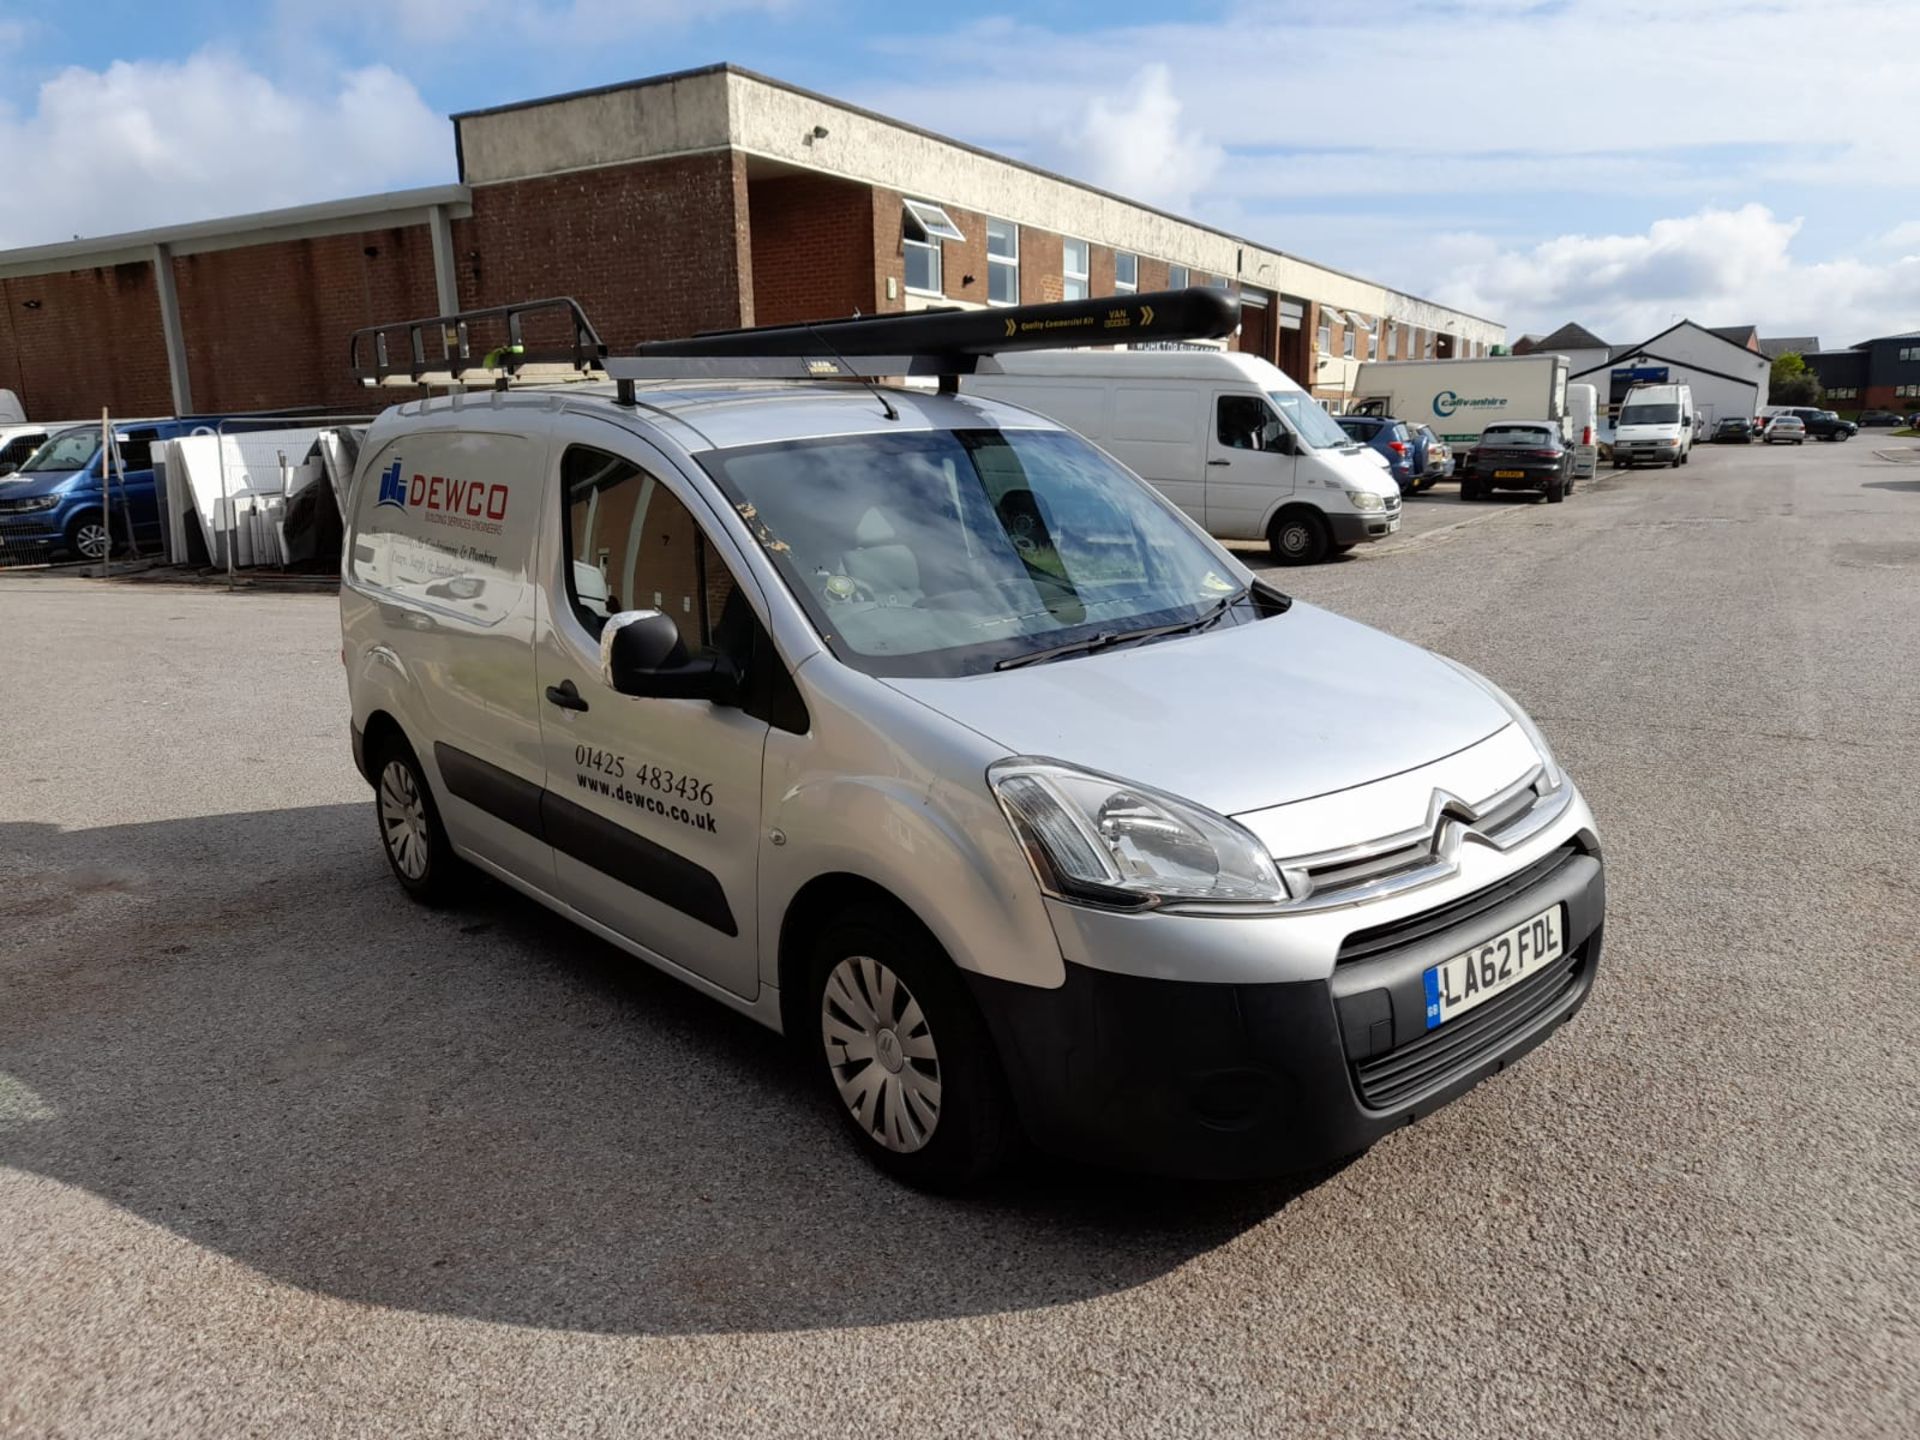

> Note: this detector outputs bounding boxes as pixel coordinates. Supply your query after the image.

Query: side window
[114,433,156,472]
[562,446,745,661]
[1217,395,1280,451]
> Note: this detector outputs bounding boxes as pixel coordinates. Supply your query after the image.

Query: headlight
[990,759,1288,908]
[1,494,59,513]
[1439,660,1564,793]
[1348,490,1385,512]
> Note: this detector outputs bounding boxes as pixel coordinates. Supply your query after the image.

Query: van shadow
[0,804,1318,1337]
[1862,478,1920,493]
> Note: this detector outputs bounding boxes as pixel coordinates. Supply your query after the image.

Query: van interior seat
[842,506,923,604]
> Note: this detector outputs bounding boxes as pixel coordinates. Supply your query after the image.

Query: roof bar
[348,296,606,388]
[348,286,1240,389]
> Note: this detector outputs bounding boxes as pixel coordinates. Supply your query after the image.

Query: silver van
[341,293,1605,1188]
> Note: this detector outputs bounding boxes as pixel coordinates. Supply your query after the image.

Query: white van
[1611,383,1694,469]
[0,390,25,427]
[339,292,1604,1189]
[1567,383,1598,479]
[966,350,1399,565]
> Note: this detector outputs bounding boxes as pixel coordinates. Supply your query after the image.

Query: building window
[1387,322,1399,358]
[902,199,964,297]
[1425,333,1436,359]
[1899,384,1920,398]
[1317,315,1332,355]
[1063,239,1089,300]
[1114,252,1137,293]
[1168,264,1189,289]
[1342,328,1356,359]
[986,218,1019,305]
[1900,346,1919,362]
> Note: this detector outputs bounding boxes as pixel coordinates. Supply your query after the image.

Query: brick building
[1802,331,1920,413]
[0,64,1504,422]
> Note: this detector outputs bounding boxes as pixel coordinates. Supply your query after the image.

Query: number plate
[1423,906,1565,1030]
[1493,469,1526,479]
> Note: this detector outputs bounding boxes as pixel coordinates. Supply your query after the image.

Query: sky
[2,0,1917,347]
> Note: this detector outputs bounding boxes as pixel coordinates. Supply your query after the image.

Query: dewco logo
[1433,391,1508,418]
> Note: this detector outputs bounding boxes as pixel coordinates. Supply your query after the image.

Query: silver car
[341,316,1605,1189]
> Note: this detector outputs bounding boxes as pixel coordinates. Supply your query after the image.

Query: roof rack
[348,297,606,389]
[348,287,1240,393]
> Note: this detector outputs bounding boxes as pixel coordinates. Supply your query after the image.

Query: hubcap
[821,955,941,1153]
[1280,524,1309,555]
[379,760,431,881]
[75,522,110,560]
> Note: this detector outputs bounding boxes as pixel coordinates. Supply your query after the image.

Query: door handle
[545,679,589,712]
[1207,459,1231,467]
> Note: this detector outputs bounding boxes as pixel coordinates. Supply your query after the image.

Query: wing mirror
[600,609,740,705]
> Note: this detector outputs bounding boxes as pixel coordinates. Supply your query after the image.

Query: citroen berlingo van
[341,292,1605,1188]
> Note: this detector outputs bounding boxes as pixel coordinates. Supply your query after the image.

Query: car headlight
[3,495,60,513]
[1438,660,1565,793]
[1348,490,1385,512]
[990,759,1288,908]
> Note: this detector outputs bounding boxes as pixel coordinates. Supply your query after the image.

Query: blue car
[1336,414,1418,492]
[0,419,209,561]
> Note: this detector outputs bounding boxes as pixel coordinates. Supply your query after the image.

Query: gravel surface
[1,440,1915,1438]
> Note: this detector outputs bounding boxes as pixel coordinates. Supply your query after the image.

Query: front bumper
[1327,501,1401,545]
[968,845,1605,1179]
[1614,442,1680,464]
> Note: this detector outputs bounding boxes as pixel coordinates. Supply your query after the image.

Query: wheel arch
[777,872,929,1040]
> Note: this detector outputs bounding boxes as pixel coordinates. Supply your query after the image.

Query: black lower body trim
[540,789,737,937]
[431,741,736,937]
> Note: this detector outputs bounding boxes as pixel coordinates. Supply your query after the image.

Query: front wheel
[1267,510,1330,566]
[64,510,114,562]
[811,904,1016,1190]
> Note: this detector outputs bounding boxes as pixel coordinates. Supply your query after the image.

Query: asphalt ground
[1,437,1916,1437]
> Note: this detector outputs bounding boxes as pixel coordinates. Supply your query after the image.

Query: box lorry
[1351,356,1571,466]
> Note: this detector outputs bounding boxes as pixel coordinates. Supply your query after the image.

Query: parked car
[1461,421,1573,502]
[1409,423,1453,487]
[0,418,207,560]
[0,424,53,476]
[1335,414,1419,492]
[1712,418,1754,444]
[1772,406,1856,441]
[1858,410,1904,427]
[342,291,1606,1188]
[1765,415,1806,445]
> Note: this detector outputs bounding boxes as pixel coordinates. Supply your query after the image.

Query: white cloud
[1428,206,1920,345]
[0,52,448,249]
[1055,65,1223,214]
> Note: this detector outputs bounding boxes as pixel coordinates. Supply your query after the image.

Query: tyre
[1546,473,1566,503]
[1460,480,1479,502]
[372,735,462,904]
[810,902,1015,1190]
[64,509,113,562]
[1267,510,1329,565]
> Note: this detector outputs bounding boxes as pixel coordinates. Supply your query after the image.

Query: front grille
[1335,843,1580,965]
[1352,945,1587,1109]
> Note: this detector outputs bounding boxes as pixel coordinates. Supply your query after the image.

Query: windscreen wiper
[994,593,1243,671]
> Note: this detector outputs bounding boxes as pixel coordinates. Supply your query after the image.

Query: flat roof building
[0,64,1504,420]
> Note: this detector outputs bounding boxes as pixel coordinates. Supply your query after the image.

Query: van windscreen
[700,427,1246,679]
[1619,403,1681,425]
[1270,392,1352,449]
